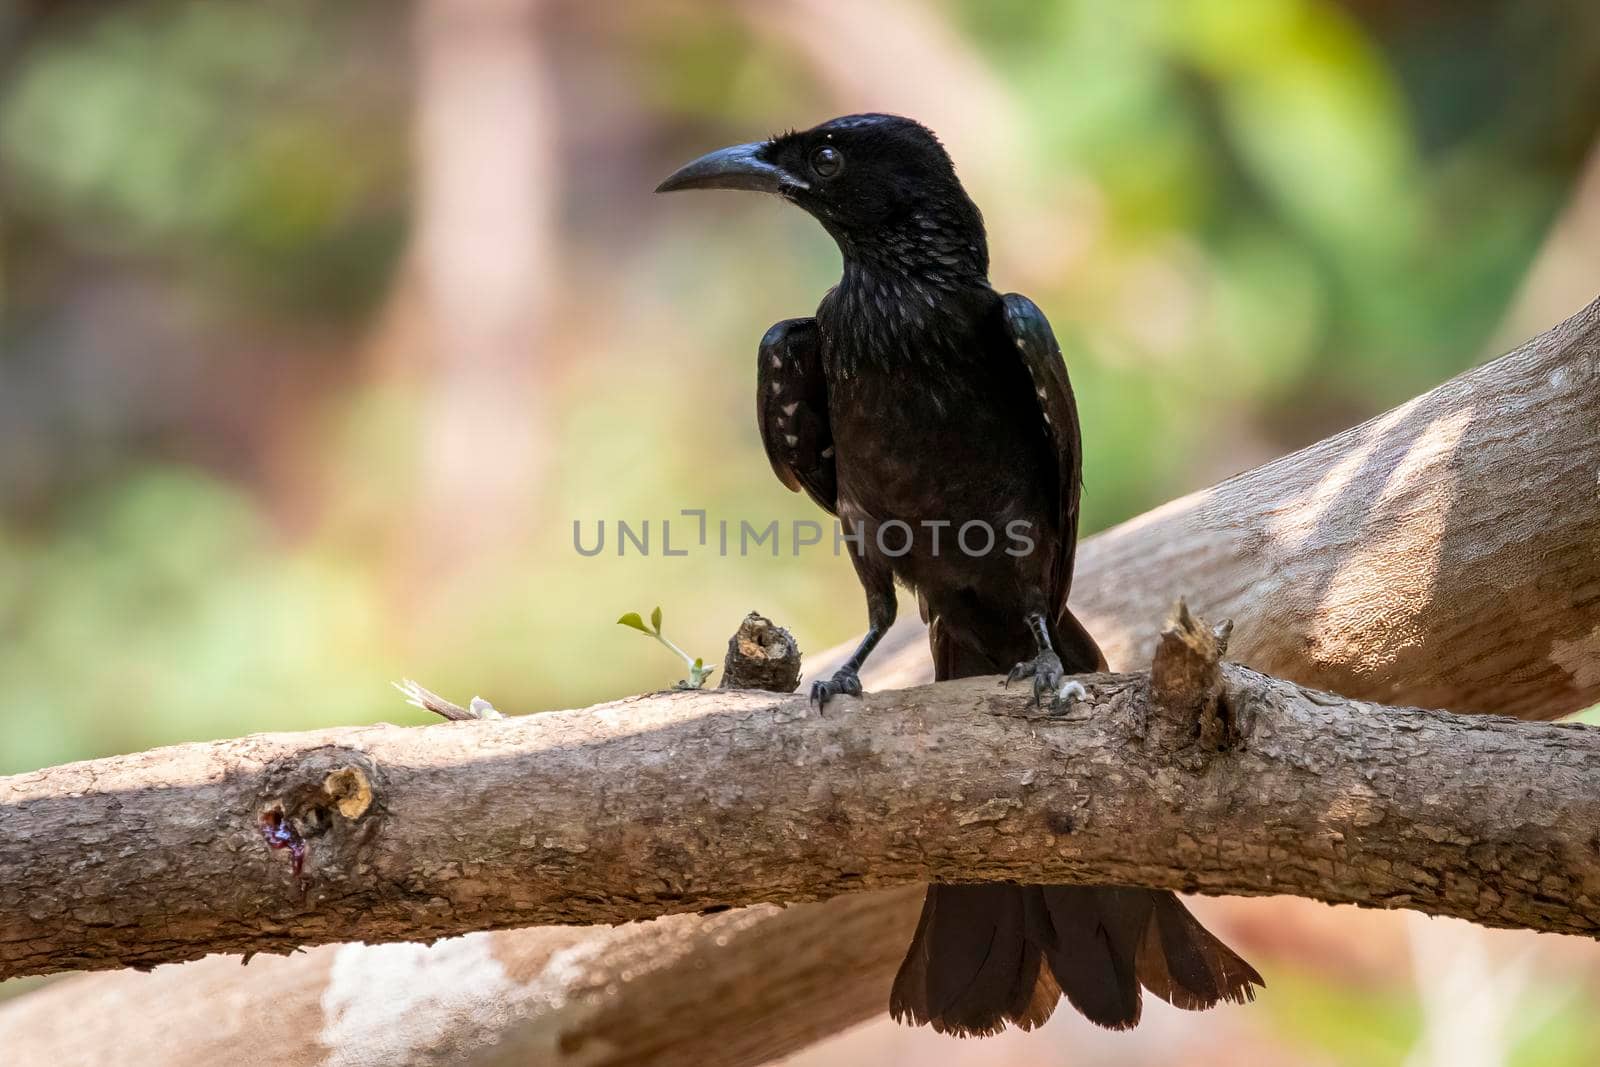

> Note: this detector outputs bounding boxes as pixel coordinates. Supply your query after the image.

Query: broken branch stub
[1147,599,1238,755]
[720,612,803,693]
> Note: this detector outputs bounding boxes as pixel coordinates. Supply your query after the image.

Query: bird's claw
[1003,649,1062,704]
[1003,651,1082,713]
[810,667,863,711]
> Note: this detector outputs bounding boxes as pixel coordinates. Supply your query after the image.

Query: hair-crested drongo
[658,113,1262,1037]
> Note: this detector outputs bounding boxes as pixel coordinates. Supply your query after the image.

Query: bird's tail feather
[900,611,1261,1035]
[890,884,1262,1036]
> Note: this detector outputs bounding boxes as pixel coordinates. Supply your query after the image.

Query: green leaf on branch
[618,605,715,689]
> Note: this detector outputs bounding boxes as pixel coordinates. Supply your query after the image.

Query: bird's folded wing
[1001,292,1084,614]
[757,317,838,515]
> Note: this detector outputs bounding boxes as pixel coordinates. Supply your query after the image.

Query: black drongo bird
[657,114,1262,1037]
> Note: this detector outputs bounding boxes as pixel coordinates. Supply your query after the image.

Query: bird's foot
[810,667,863,711]
[1004,651,1085,712]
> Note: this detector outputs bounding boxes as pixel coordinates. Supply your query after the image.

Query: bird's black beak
[655,142,806,195]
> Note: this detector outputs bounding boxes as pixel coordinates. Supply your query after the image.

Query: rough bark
[6,606,1600,980]
[4,297,1599,1065]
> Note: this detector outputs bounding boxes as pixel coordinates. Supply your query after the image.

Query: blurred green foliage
[1,1,405,316]
[0,468,390,770]
[1265,968,1423,1065]
[1265,963,1600,1067]
[3,0,1594,767]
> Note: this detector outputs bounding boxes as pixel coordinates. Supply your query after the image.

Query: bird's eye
[810,145,843,179]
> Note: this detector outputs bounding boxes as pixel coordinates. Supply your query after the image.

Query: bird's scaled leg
[1004,612,1086,712]
[811,583,896,711]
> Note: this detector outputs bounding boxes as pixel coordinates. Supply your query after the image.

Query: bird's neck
[832,201,989,285]
[824,214,993,375]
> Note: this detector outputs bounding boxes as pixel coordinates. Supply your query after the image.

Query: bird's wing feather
[757,318,837,515]
[1000,293,1082,617]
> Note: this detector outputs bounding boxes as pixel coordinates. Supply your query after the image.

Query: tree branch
[5,602,1600,983]
[4,296,1598,1066]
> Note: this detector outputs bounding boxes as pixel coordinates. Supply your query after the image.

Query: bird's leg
[1004,611,1087,712]
[810,583,896,710]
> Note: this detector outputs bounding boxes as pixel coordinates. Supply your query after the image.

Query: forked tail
[890,884,1262,1035]
[898,610,1263,1035]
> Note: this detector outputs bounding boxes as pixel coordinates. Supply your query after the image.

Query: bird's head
[656,114,987,279]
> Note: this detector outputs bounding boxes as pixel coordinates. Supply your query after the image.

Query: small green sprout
[618,605,717,689]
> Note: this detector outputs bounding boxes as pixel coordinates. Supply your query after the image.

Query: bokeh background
[4,0,1600,1063]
